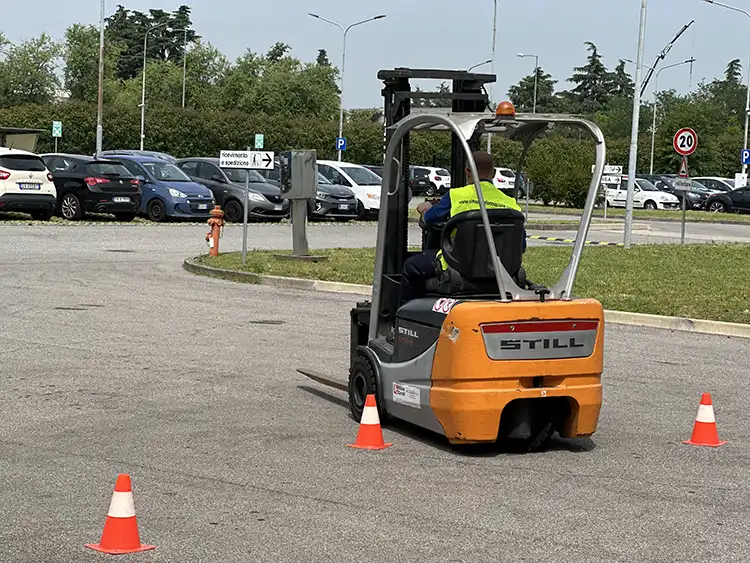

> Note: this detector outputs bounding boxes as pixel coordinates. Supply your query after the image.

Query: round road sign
[673,127,697,156]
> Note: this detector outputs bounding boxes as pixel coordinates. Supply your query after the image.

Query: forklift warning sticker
[432,298,457,314]
[393,383,421,409]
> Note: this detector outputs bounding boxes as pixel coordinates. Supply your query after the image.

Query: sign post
[593,164,623,221]
[52,121,62,152]
[219,149,275,264]
[673,128,697,246]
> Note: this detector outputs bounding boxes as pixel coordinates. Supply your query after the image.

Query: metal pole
[743,57,750,174]
[182,29,187,108]
[650,73,658,175]
[95,0,105,156]
[140,31,148,151]
[55,138,58,153]
[624,0,648,249]
[681,184,686,245]
[532,55,539,113]
[487,0,498,153]
[242,146,250,264]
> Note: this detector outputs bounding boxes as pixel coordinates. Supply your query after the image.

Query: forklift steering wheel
[418,215,445,233]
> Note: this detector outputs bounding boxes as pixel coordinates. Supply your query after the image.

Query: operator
[398,151,526,305]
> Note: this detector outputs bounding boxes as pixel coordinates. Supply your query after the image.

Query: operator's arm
[421,193,451,224]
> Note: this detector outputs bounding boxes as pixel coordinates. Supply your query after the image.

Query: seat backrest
[440,208,525,281]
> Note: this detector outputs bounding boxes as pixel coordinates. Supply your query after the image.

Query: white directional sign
[591,164,623,175]
[601,175,622,185]
[673,178,692,191]
[219,150,274,170]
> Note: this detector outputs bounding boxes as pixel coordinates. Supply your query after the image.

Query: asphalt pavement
[0,223,749,562]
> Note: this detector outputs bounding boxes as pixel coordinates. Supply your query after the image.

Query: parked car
[493,167,516,192]
[259,165,359,222]
[640,175,713,210]
[110,155,215,222]
[362,164,384,178]
[40,153,140,221]
[421,166,451,195]
[408,166,433,196]
[605,176,680,210]
[0,147,57,220]
[691,176,735,193]
[317,160,383,219]
[175,157,289,222]
[703,186,750,213]
[99,149,177,164]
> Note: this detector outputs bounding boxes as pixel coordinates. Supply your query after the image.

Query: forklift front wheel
[348,353,387,423]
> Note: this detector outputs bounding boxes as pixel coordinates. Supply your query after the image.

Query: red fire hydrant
[205,205,225,257]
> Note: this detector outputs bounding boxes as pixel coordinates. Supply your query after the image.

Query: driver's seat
[424,208,526,296]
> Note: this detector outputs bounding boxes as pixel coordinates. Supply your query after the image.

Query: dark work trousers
[399,249,439,306]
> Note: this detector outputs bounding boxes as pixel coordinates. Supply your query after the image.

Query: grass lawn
[526,203,750,224]
[198,244,750,324]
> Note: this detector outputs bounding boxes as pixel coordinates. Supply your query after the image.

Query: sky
[3,0,750,109]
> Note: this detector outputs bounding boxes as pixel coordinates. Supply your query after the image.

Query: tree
[564,42,612,114]
[608,60,634,98]
[266,42,291,64]
[411,82,452,108]
[725,58,742,83]
[316,49,331,67]
[508,67,558,112]
[63,24,122,103]
[0,34,63,106]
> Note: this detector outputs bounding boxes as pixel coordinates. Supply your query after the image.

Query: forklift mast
[377,68,496,278]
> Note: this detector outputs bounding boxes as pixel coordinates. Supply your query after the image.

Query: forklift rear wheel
[348,353,387,423]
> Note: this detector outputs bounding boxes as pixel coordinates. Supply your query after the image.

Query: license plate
[19,183,41,190]
[338,204,350,210]
[112,197,130,203]
[198,204,208,210]
[274,204,282,210]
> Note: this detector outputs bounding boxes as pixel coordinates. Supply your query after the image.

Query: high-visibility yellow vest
[436,181,522,271]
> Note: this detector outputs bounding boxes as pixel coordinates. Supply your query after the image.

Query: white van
[316,160,383,218]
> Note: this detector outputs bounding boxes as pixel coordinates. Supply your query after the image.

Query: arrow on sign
[263,152,272,167]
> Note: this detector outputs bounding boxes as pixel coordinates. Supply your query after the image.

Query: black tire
[114,212,136,222]
[30,209,53,221]
[426,184,437,197]
[355,200,367,220]
[224,199,243,222]
[59,193,84,221]
[707,200,726,213]
[146,198,167,222]
[644,200,657,210]
[348,352,387,423]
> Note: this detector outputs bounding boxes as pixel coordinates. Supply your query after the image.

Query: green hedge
[1,102,608,206]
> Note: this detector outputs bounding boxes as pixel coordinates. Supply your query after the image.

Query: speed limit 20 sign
[673,127,697,156]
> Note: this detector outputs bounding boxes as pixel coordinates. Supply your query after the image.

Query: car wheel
[426,184,437,197]
[114,212,136,222]
[356,200,367,220]
[147,199,167,222]
[223,199,243,222]
[644,200,657,210]
[707,200,726,213]
[30,210,53,221]
[60,194,84,220]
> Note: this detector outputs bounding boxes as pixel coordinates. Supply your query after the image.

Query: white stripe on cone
[696,404,716,424]
[360,405,380,425]
[107,491,136,518]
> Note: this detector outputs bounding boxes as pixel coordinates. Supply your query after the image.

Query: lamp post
[487,0,498,153]
[169,27,189,108]
[648,58,695,174]
[702,0,750,175]
[517,53,540,113]
[140,21,169,150]
[308,13,386,162]
[624,0,648,249]
[468,59,492,72]
[95,0,105,156]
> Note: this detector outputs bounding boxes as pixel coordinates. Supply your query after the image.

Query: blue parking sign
[742,149,750,165]
[335,137,347,151]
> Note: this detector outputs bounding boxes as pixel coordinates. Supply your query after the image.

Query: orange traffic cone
[683,393,727,447]
[348,394,392,450]
[85,474,156,554]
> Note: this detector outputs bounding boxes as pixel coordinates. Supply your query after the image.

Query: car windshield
[317,172,332,184]
[691,181,710,192]
[142,161,191,182]
[724,179,735,188]
[636,179,659,191]
[223,168,266,183]
[86,162,133,177]
[0,154,46,171]
[340,166,381,186]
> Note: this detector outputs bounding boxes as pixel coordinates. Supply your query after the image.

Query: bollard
[205,205,225,257]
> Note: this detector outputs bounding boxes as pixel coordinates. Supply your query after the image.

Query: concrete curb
[184,258,750,339]
[407,217,624,232]
[529,209,749,227]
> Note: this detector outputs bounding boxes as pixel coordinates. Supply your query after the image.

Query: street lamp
[169,27,189,108]
[648,58,695,174]
[702,0,750,175]
[487,0,498,153]
[468,59,492,72]
[95,0,105,156]
[140,21,169,151]
[517,53,540,113]
[308,12,386,162]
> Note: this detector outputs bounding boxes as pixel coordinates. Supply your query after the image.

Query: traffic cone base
[348,394,392,450]
[683,393,727,448]
[85,474,156,554]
